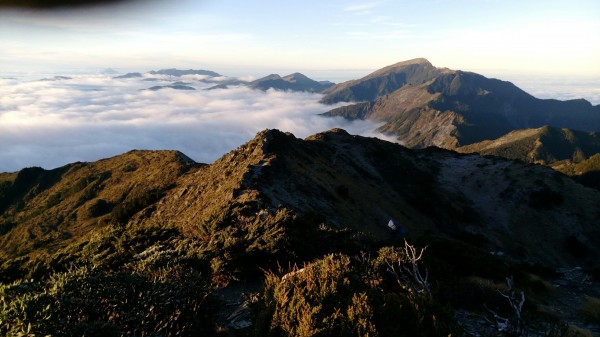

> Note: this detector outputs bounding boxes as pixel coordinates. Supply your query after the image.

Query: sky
[1,0,599,78]
[1,0,600,172]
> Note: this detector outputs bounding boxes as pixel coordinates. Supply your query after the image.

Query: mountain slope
[6,129,596,272]
[456,125,600,191]
[248,72,334,92]
[114,72,143,79]
[3,129,598,270]
[458,125,600,164]
[321,59,600,148]
[320,58,445,104]
[0,150,198,265]
[134,129,600,268]
[1,129,600,336]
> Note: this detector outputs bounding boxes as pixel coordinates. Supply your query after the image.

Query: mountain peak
[370,58,435,77]
[263,74,283,80]
[255,128,296,144]
[320,58,441,104]
[248,73,334,93]
[282,72,310,83]
[305,128,352,141]
[391,57,431,66]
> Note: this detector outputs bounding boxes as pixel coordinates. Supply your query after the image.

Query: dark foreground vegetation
[1,217,597,336]
[1,130,599,336]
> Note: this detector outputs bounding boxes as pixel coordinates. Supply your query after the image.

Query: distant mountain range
[148,68,221,77]
[321,58,600,149]
[39,75,72,81]
[204,79,247,90]
[112,62,600,179]
[146,84,196,91]
[248,72,335,93]
[114,72,143,79]
[114,68,221,80]
[112,68,333,93]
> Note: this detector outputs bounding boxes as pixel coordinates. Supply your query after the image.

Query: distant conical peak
[284,72,307,78]
[283,73,310,82]
[382,58,433,69]
[397,57,431,65]
[367,58,436,78]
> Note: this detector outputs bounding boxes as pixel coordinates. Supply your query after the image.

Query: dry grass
[0,150,198,274]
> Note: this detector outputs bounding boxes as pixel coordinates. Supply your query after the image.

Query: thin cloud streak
[343,1,386,13]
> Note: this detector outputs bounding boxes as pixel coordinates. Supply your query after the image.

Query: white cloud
[343,1,386,14]
[3,70,597,173]
[0,74,391,172]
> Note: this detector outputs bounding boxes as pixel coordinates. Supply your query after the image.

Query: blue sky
[1,0,599,78]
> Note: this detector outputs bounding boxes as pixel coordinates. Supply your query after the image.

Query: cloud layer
[0,74,393,172]
[3,72,598,173]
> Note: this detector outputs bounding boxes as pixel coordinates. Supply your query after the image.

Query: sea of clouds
[2,72,599,173]
[0,73,395,172]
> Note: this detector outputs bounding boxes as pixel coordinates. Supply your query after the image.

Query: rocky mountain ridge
[458,125,600,165]
[0,150,198,263]
[2,129,599,336]
[321,58,600,149]
[3,129,598,270]
[248,72,334,92]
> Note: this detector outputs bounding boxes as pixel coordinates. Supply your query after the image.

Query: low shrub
[0,265,216,337]
[255,246,464,337]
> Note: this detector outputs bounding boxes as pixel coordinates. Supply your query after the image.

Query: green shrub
[0,260,216,336]
[255,248,464,337]
[256,254,365,337]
